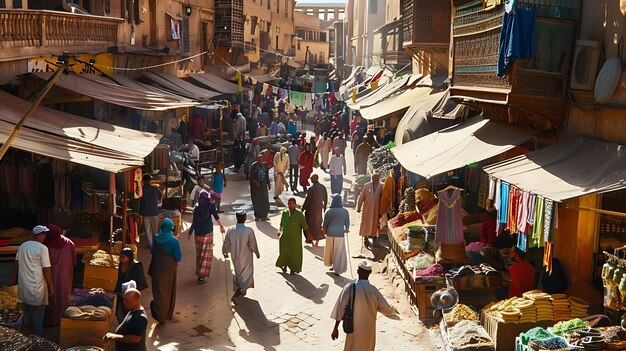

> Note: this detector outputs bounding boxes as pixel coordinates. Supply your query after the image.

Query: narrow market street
[137,139,443,350]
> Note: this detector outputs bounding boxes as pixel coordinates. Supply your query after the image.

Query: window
[285,0,288,18]
[267,0,270,10]
[320,32,327,42]
[368,0,377,14]
[276,0,279,13]
[251,16,258,35]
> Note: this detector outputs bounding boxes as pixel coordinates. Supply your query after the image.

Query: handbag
[342,282,356,334]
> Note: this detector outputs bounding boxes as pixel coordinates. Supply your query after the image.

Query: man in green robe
[276,198,312,274]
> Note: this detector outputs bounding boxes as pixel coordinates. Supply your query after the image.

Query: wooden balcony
[401,0,451,49]
[0,10,122,61]
[450,2,575,131]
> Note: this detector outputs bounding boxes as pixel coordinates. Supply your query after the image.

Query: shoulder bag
[342,282,356,334]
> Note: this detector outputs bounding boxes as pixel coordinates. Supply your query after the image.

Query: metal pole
[0,62,69,160]
[219,108,225,164]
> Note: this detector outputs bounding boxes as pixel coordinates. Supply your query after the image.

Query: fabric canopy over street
[0,90,161,172]
[347,74,418,110]
[359,84,432,120]
[32,72,197,111]
[394,91,448,145]
[142,72,220,101]
[391,117,535,178]
[483,137,626,202]
[188,73,239,94]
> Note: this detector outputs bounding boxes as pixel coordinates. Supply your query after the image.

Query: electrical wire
[93,50,210,71]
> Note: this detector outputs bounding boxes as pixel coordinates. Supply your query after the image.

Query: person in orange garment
[508,247,535,298]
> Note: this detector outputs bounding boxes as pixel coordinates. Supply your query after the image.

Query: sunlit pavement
[138,132,444,350]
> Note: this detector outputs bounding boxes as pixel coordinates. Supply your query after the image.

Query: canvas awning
[0,90,161,172]
[359,84,433,120]
[142,72,220,101]
[391,117,535,178]
[188,73,239,94]
[394,91,448,145]
[347,74,418,110]
[32,72,197,110]
[483,137,626,202]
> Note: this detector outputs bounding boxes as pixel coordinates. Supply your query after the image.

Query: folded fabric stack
[523,290,553,322]
[550,293,571,321]
[515,299,536,323]
[568,296,590,318]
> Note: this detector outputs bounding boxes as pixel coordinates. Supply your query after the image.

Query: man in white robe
[222,211,260,303]
[273,147,290,199]
[317,133,332,170]
[331,261,397,351]
[357,173,383,248]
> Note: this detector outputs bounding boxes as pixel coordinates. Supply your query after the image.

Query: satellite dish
[594,57,622,103]
[504,0,516,14]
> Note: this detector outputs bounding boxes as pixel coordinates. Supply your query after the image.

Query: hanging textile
[262,83,269,96]
[498,182,510,228]
[517,191,530,234]
[543,241,554,273]
[494,179,501,211]
[517,233,528,252]
[304,93,313,110]
[235,71,243,93]
[289,91,306,108]
[497,6,537,77]
[133,168,143,199]
[543,199,554,243]
[435,188,465,245]
[477,172,489,209]
[531,196,544,247]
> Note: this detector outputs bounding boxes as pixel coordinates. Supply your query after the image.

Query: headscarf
[330,194,343,208]
[120,247,137,264]
[43,224,68,250]
[280,146,287,160]
[153,218,182,262]
[194,190,212,222]
[252,138,259,146]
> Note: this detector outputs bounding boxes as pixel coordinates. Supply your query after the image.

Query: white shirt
[190,184,211,207]
[187,144,200,160]
[16,240,51,306]
[329,155,345,177]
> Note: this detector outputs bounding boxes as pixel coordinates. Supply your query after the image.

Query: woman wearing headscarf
[188,190,225,284]
[273,146,290,199]
[298,144,315,192]
[42,224,75,326]
[114,248,148,322]
[148,218,182,324]
[250,155,271,220]
[244,137,260,179]
[323,194,350,275]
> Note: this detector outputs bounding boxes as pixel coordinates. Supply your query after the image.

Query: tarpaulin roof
[32,72,197,111]
[188,73,239,94]
[483,137,626,202]
[142,72,220,101]
[0,90,161,172]
[359,84,432,120]
[394,91,448,145]
[347,74,418,110]
[391,117,535,178]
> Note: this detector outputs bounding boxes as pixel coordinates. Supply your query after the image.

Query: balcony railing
[402,0,451,49]
[0,10,122,59]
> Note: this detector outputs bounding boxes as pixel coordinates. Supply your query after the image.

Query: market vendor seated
[180,139,200,161]
[507,247,535,298]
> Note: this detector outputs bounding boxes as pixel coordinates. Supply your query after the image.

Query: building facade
[294,11,329,66]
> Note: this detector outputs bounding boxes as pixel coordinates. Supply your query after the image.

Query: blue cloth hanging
[497,6,537,77]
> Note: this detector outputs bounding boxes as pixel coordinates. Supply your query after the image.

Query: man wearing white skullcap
[330,261,398,350]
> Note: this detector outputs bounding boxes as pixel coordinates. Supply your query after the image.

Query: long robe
[357,181,383,237]
[275,209,308,273]
[302,182,328,241]
[273,151,290,197]
[244,144,260,176]
[354,143,372,175]
[43,238,75,326]
[249,161,270,219]
[331,280,396,351]
[222,224,260,294]
[233,138,246,170]
[317,138,332,168]
[148,242,178,323]
[298,152,314,188]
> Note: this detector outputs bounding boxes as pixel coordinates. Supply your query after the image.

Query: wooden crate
[83,264,118,292]
[60,296,117,349]
[416,282,445,320]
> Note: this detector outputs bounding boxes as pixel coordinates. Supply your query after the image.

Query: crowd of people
[10,99,398,351]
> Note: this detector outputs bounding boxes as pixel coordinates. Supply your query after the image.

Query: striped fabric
[195,234,214,278]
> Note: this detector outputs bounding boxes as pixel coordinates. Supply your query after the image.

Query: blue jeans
[21,303,45,336]
[330,175,343,195]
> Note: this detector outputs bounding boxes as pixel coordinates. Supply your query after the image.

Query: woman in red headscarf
[42,224,76,326]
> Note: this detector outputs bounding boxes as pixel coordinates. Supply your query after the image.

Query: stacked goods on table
[367,145,399,180]
[482,292,590,324]
[61,288,117,349]
[0,286,20,328]
[0,309,21,327]
[445,320,495,350]
[568,296,590,318]
[436,242,470,264]
[0,325,60,351]
[82,250,119,292]
[398,188,416,213]
[415,264,446,277]
[444,304,479,327]
[447,264,502,289]
[0,227,31,247]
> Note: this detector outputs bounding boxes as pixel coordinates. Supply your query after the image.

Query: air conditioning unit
[570,40,601,91]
